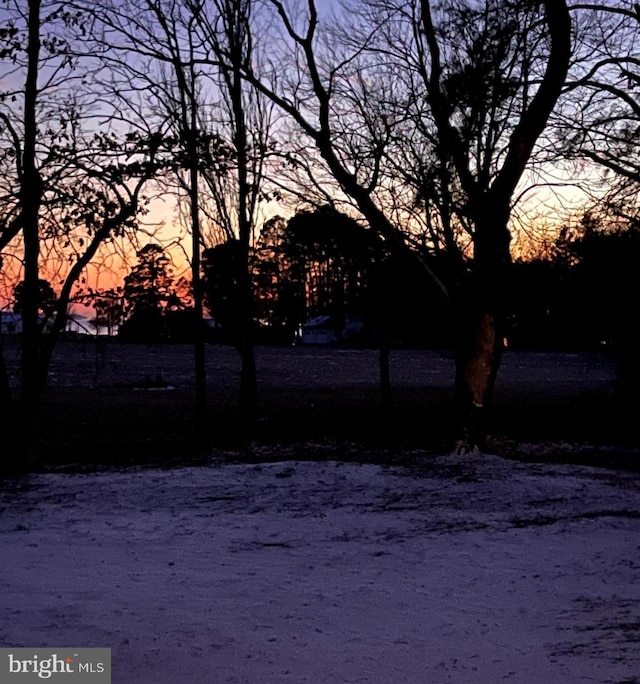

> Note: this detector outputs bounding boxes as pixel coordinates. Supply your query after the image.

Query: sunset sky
[0,0,631,317]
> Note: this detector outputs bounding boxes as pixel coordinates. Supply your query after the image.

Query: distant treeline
[95,207,640,354]
[507,218,640,352]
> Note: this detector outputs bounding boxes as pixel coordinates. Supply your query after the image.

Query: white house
[301,315,338,345]
[0,312,80,335]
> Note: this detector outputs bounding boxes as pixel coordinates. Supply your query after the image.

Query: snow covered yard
[1,453,639,683]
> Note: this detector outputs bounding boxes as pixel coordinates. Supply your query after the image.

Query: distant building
[301,315,337,345]
[0,312,84,335]
[301,315,364,345]
[65,313,93,335]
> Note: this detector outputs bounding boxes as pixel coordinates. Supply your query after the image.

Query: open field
[3,338,638,469]
[3,455,640,683]
[3,342,640,683]
[2,337,617,395]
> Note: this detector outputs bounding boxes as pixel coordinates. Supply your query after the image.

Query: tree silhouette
[194,0,276,420]
[0,1,156,464]
[282,206,381,328]
[202,239,248,341]
[252,215,305,341]
[566,215,640,397]
[559,3,640,208]
[240,0,571,449]
[119,244,182,343]
[87,0,278,423]
[13,278,57,323]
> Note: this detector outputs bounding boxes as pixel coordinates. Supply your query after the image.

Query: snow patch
[1,455,639,683]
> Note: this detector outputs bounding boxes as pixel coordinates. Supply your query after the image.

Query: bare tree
[418,0,571,444]
[139,0,212,440]
[559,2,640,213]
[236,0,571,449]
[191,0,277,420]
[554,0,640,398]
[77,0,217,441]
[0,1,154,465]
[85,0,277,425]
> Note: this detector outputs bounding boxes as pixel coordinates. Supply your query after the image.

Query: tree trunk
[0,338,11,414]
[379,335,392,414]
[192,281,210,448]
[238,336,258,422]
[188,132,209,450]
[453,296,504,452]
[20,0,44,468]
[235,242,258,423]
[453,207,511,453]
[229,31,258,425]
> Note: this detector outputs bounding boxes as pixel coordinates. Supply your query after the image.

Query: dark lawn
[3,338,639,471]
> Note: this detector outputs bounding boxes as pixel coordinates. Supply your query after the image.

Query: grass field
[3,337,638,470]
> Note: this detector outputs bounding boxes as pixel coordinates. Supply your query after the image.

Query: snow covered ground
[1,453,639,683]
